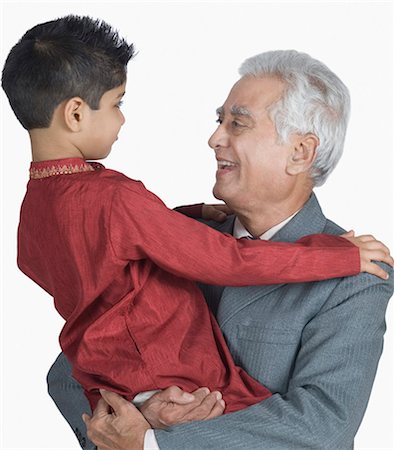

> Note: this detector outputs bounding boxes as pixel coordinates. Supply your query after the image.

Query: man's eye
[231,120,243,128]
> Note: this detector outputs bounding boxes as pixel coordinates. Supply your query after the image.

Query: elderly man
[48,50,393,449]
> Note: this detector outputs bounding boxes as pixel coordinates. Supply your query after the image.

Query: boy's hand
[341,231,394,279]
[82,390,150,450]
[202,204,232,222]
[140,386,225,429]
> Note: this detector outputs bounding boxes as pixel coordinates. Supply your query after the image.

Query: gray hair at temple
[239,50,350,187]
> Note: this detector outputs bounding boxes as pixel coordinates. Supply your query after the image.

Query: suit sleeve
[109,183,360,285]
[154,270,393,449]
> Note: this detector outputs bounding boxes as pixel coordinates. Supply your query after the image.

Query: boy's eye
[116,100,124,109]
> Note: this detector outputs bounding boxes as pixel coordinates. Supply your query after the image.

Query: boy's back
[19,157,276,411]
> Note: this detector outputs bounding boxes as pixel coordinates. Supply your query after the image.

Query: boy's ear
[286,133,319,176]
[63,97,88,132]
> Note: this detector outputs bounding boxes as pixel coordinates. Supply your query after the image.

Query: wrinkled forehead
[219,75,285,115]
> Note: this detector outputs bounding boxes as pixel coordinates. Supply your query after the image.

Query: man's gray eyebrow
[215,106,253,117]
[230,105,253,117]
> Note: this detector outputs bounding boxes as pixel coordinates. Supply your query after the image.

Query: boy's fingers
[364,263,389,280]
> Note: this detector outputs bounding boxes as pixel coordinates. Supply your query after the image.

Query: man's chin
[212,185,223,201]
[212,185,231,204]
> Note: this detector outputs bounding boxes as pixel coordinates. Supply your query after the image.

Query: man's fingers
[205,399,226,420]
[92,398,112,418]
[82,413,91,425]
[158,389,211,426]
[191,387,211,401]
[155,388,214,426]
[157,386,195,404]
[99,390,132,415]
[181,391,222,422]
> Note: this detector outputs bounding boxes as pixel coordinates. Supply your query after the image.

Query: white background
[1,1,393,449]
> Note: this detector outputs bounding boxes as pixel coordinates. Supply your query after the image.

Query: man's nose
[208,125,228,150]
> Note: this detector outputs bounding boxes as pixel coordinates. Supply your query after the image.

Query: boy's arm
[110,184,390,285]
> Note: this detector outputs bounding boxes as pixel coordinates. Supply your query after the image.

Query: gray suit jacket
[47,193,393,449]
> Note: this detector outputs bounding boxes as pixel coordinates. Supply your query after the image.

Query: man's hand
[202,204,232,222]
[82,389,150,450]
[140,386,225,429]
[341,231,394,279]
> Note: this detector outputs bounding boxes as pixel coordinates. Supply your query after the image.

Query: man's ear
[63,97,88,132]
[286,134,319,175]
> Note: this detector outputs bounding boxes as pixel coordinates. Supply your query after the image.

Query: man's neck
[233,194,311,238]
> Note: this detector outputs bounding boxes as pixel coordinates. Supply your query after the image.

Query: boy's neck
[29,128,84,162]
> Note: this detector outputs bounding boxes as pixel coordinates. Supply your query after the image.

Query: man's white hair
[239,50,350,187]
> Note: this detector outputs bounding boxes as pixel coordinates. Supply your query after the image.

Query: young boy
[2,15,391,415]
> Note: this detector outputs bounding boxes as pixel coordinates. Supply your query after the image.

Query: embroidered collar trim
[29,158,104,179]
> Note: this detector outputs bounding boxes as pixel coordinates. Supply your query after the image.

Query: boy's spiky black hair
[2,15,135,129]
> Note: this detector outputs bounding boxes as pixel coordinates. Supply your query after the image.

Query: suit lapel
[216,193,329,326]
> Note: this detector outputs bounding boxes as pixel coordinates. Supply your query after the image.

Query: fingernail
[215,392,222,400]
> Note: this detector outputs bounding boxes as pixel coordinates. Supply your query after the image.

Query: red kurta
[18,158,360,412]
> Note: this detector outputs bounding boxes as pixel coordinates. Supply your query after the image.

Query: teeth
[218,160,236,169]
